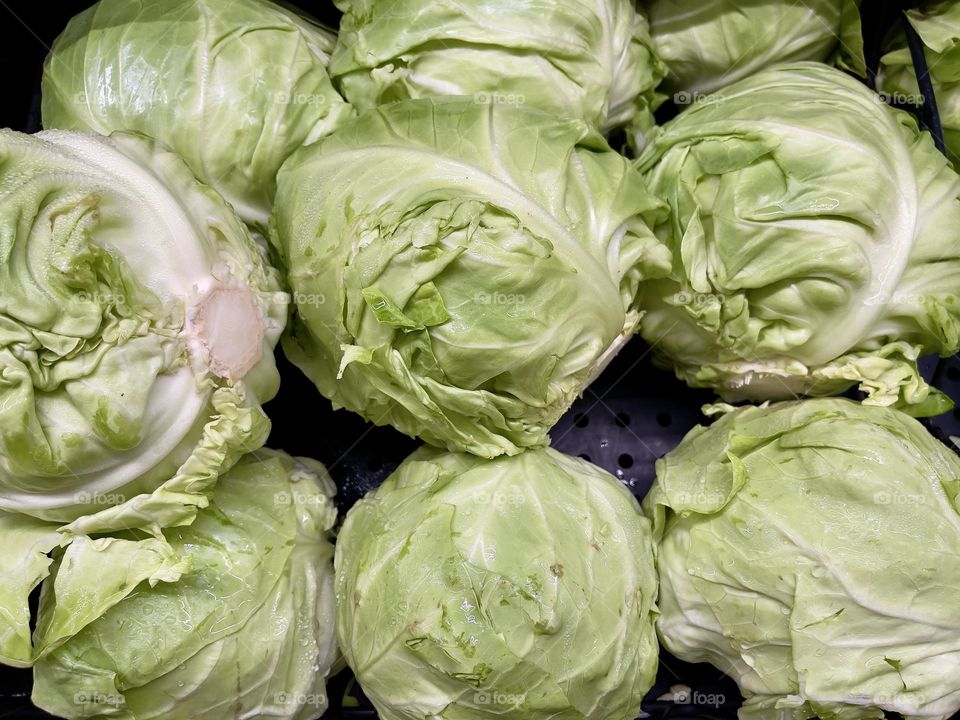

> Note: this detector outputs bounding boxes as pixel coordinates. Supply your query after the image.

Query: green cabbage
[336,446,659,720]
[0,129,286,532]
[271,97,670,457]
[645,398,960,719]
[878,1,960,170]
[643,0,864,96]
[31,449,338,720]
[329,0,665,145]
[636,63,960,415]
[41,0,352,229]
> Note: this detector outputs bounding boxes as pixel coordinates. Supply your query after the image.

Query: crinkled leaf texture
[645,398,960,720]
[637,63,960,415]
[30,449,338,720]
[336,446,659,720]
[878,0,960,170]
[329,0,665,145]
[0,129,286,530]
[41,0,353,229]
[271,97,671,457]
[642,0,863,96]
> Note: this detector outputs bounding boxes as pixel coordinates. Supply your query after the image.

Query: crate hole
[948,366,960,383]
[367,456,383,472]
[578,453,592,463]
[656,412,672,428]
[574,413,589,428]
[618,453,634,469]
[615,412,631,428]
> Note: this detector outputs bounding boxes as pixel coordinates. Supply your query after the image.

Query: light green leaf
[273,98,669,457]
[41,0,352,229]
[0,129,286,526]
[336,446,659,720]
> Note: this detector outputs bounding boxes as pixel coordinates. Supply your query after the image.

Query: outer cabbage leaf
[643,0,864,96]
[271,98,670,457]
[636,63,960,414]
[0,129,286,527]
[32,450,338,720]
[329,0,665,145]
[0,514,66,666]
[41,0,352,229]
[645,398,960,720]
[336,446,659,720]
[878,1,960,170]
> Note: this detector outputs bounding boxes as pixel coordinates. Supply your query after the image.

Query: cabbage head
[271,98,670,457]
[329,0,665,144]
[642,0,863,96]
[30,449,338,720]
[645,398,960,720]
[0,129,286,531]
[636,63,960,415]
[41,0,352,229]
[336,446,659,720]
[878,1,960,170]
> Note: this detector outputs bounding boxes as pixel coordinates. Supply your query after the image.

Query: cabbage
[645,398,960,720]
[878,1,960,170]
[636,63,960,415]
[329,0,665,145]
[31,450,338,720]
[643,0,864,97]
[41,0,352,229]
[335,446,659,720]
[271,97,670,457]
[0,129,286,531]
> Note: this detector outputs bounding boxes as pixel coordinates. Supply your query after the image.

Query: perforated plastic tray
[2,1,959,718]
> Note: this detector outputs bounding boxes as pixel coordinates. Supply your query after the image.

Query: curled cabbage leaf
[41,0,352,229]
[643,0,863,96]
[878,0,960,170]
[30,449,338,720]
[336,446,659,720]
[329,0,665,144]
[636,63,960,415]
[271,98,670,457]
[0,129,286,530]
[645,398,960,720]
